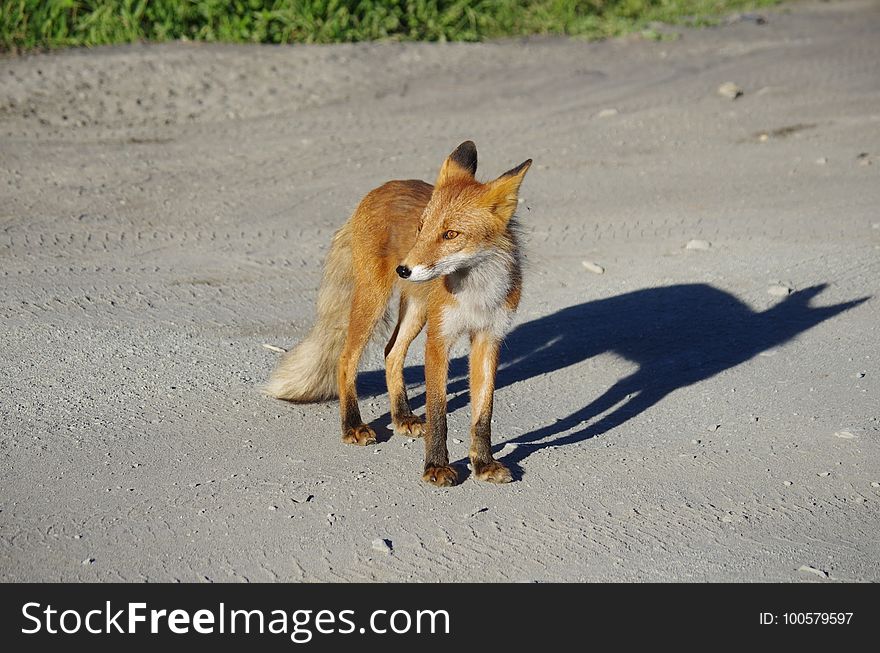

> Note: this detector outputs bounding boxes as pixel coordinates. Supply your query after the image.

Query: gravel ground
[1,0,878,582]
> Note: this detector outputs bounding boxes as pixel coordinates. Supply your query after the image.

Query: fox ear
[483,159,532,222]
[437,141,478,186]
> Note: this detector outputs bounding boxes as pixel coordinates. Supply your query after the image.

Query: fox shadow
[359,283,866,471]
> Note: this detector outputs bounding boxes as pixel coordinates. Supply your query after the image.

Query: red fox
[266,141,531,486]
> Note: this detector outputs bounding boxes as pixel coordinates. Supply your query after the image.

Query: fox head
[397,141,531,282]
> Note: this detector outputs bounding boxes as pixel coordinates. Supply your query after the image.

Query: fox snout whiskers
[397,261,437,282]
[405,265,439,282]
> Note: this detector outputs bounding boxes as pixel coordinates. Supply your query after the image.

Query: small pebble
[818,472,831,477]
[371,538,392,555]
[268,505,277,511]
[691,439,701,445]
[581,260,606,274]
[758,133,769,142]
[452,438,463,444]
[685,239,711,250]
[597,108,619,118]
[783,481,792,486]
[856,372,866,378]
[871,482,880,488]
[718,82,743,99]
[768,284,793,297]
[707,424,721,432]
[798,565,828,579]
[82,558,96,565]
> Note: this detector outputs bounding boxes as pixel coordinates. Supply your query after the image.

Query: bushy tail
[264,223,354,402]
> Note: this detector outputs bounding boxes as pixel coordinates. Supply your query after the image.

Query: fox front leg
[421,325,457,486]
[384,296,427,437]
[468,331,512,483]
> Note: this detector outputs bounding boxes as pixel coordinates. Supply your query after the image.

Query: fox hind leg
[338,283,390,446]
[385,295,427,437]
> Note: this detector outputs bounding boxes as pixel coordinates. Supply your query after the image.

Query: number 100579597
[760,613,853,625]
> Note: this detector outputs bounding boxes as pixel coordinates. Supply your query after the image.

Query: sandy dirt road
[1,0,878,582]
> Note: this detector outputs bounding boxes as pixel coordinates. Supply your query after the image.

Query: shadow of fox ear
[767,283,869,323]
[437,140,477,185]
[785,283,829,303]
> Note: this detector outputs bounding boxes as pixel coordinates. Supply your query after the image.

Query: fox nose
[396,265,412,279]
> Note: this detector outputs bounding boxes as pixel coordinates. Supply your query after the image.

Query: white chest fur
[440,248,517,342]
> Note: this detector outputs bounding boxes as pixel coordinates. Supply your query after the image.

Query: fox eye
[443,230,459,240]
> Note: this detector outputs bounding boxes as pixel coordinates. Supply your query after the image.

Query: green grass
[1,0,780,52]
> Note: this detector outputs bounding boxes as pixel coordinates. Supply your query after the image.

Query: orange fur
[267,141,531,486]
